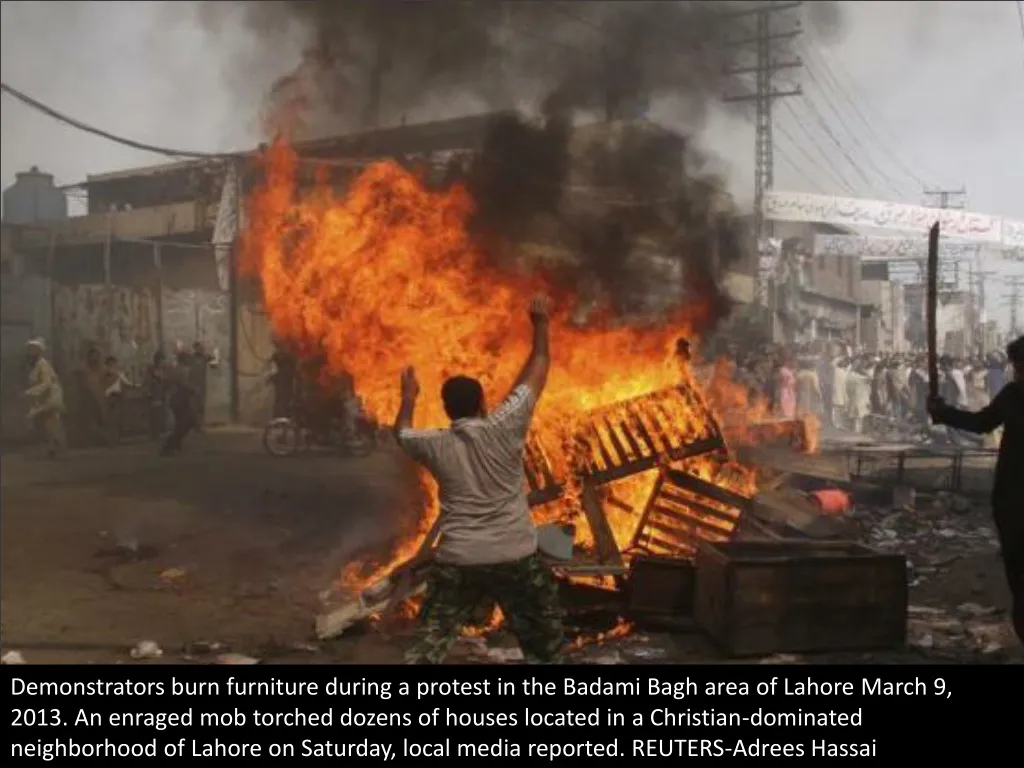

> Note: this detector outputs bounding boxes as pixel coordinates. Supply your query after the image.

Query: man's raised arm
[509,295,551,400]
[394,366,420,436]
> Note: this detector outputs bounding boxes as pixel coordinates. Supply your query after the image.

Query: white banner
[813,235,982,261]
[765,190,1023,249]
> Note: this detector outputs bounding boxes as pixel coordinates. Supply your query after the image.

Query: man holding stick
[929,335,1024,645]
[394,295,565,664]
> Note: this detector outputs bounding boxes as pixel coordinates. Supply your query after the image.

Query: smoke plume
[201,0,844,332]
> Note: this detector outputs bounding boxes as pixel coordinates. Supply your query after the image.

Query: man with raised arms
[395,295,565,664]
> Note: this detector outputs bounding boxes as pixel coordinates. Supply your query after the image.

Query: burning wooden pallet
[524,386,728,573]
[630,467,751,559]
[317,384,746,639]
[525,385,726,506]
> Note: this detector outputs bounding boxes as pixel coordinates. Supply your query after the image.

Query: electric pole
[970,260,998,354]
[722,1,804,337]
[1006,276,1024,337]
[913,185,967,348]
[923,186,967,211]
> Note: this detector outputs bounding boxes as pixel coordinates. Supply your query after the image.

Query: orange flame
[568,616,634,650]
[241,140,798,598]
[460,606,505,638]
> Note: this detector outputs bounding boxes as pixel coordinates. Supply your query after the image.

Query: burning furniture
[316,381,756,639]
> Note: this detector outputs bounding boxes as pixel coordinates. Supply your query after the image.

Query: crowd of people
[21,338,216,458]
[701,340,1015,444]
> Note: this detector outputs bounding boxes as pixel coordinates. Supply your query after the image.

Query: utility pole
[971,260,998,354]
[923,186,967,211]
[914,185,967,349]
[722,1,804,341]
[1006,275,1024,337]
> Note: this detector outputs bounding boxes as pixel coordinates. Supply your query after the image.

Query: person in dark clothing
[269,344,298,418]
[145,350,170,439]
[161,357,197,456]
[189,341,213,431]
[928,335,1024,645]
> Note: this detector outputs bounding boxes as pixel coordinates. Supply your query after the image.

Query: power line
[5,79,692,210]
[774,119,856,195]
[777,102,858,194]
[795,89,887,197]
[717,2,805,337]
[799,63,914,199]
[1,81,422,173]
[772,144,824,193]
[720,3,804,262]
[1016,2,1024,69]
[0,82,236,160]
[804,44,950,191]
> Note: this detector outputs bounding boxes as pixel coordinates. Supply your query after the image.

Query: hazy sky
[2,0,1022,328]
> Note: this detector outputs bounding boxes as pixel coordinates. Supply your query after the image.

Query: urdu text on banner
[813,235,997,261]
[764,190,1024,250]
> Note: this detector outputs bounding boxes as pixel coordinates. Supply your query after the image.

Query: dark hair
[1008,335,1024,365]
[441,376,484,421]
[104,356,117,365]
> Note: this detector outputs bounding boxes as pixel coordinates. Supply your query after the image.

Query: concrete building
[859,269,908,354]
[761,220,863,346]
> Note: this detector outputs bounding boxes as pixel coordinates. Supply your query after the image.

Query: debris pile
[847,494,1000,588]
[907,604,1017,657]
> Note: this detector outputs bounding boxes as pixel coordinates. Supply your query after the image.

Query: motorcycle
[263,402,378,458]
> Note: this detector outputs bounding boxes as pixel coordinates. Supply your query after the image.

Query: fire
[460,606,505,638]
[568,617,634,651]
[241,140,792,602]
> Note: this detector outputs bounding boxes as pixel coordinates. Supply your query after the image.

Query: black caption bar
[4,665,1015,762]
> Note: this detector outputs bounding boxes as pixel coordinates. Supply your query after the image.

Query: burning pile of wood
[316,380,798,640]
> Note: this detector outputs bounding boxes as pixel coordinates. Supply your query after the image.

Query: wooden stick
[926,222,940,400]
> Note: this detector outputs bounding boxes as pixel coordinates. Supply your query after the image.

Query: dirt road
[1,428,416,664]
[1,428,1018,665]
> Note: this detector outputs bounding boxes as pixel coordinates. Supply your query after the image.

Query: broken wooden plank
[580,481,624,567]
[663,467,753,513]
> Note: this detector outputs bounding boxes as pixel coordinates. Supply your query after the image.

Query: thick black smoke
[198,0,845,331]
[458,111,744,328]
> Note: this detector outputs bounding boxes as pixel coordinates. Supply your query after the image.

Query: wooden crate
[627,554,695,618]
[694,540,907,656]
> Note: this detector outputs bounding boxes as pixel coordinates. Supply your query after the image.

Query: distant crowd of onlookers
[697,339,1015,442]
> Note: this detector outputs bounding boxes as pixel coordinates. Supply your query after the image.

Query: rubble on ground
[129,640,163,660]
[907,604,1017,657]
[846,493,1000,585]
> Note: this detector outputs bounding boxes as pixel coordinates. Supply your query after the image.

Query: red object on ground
[807,489,851,516]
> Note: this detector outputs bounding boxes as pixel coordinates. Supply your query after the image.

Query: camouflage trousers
[405,553,566,665]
